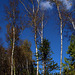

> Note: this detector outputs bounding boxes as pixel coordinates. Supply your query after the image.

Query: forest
[0,0,75,75]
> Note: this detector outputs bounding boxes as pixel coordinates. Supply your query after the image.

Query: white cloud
[40,1,53,10]
[60,0,72,10]
[40,0,72,10]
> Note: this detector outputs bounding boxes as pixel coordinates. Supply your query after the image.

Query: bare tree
[5,0,24,75]
[47,0,63,74]
[19,0,41,75]
[51,0,75,74]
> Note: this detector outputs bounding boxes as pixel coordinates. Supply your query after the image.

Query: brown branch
[19,0,31,15]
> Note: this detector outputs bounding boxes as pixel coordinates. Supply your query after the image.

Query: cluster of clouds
[60,0,72,10]
[40,0,73,10]
[40,1,53,10]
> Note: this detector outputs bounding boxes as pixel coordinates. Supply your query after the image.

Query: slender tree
[53,1,75,74]
[39,38,58,75]
[47,0,74,74]
[48,0,63,74]
[60,8,75,38]
[14,40,35,75]
[56,2,63,74]
[41,14,44,75]
[19,0,41,75]
[38,13,47,75]
[5,0,23,74]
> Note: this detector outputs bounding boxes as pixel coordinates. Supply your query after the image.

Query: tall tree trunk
[34,18,39,75]
[19,1,40,74]
[11,9,15,75]
[44,62,46,75]
[57,4,63,75]
[35,28,39,75]
[34,15,39,75]
[11,26,15,75]
[14,59,16,75]
[33,3,39,75]
[26,58,29,75]
[41,15,44,75]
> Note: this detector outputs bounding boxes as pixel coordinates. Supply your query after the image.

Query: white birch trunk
[68,17,75,29]
[57,5,63,75]
[34,30,39,75]
[60,20,63,75]
[41,15,44,47]
[11,9,15,75]
[41,15,44,75]
[33,4,39,75]
[11,26,15,75]
[36,43,39,75]
[34,22,39,75]
[14,60,16,75]
[34,17,39,75]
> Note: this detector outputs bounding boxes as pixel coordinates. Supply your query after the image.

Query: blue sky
[40,0,72,10]
[0,0,74,73]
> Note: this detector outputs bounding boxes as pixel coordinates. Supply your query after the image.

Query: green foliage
[0,40,37,75]
[0,45,10,75]
[39,38,51,61]
[39,38,59,74]
[14,40,35,75]
[63,35,75,75]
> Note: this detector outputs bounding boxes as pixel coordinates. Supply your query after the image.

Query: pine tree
[63,35,75,75]
[39,38,58,75]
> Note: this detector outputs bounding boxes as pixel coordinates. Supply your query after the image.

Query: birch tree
[41,14,44,75]
[38,13,47,75]
[56,1,63,74]
[50,0,74,74]
[19,0,41,75]
[14,40,35,75]
[5,0,23,75]
[47,0,63,74]
[60,8,75,38]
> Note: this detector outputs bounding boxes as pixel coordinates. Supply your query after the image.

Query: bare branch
[68,17,75,29]
[37,28,41,37]
[36,0,39,13]
[19,0,31,15]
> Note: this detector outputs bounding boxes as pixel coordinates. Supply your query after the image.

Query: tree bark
[32,2,39,75]
[14,59,16,75]
[57,4,63,75]
[35,32,39,75]
[68,17,75,29]
[41,15,44,75]
[26,58,29,75]
[11,9,15,75]
[11,26,15,75]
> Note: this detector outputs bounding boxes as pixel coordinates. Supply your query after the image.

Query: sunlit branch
[19,0,31,15]
[68,17,75,29]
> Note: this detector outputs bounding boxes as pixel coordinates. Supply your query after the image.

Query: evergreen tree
[39,38,58,75]
[63,35,75,75]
